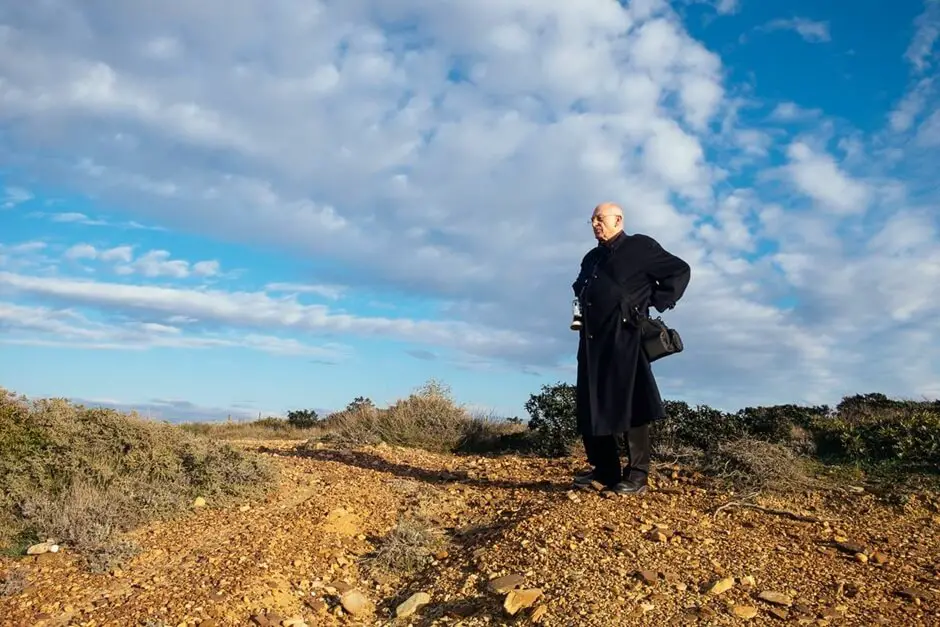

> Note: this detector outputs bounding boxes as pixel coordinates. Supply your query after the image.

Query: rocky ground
[1,440,938,626]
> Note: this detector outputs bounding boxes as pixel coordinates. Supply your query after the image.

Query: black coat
[573,230,691,437]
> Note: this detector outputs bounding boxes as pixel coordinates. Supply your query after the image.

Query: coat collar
[598,229,627,251]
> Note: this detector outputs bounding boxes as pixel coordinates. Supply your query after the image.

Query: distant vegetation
[2,378,937,571]
[522,383,940,492]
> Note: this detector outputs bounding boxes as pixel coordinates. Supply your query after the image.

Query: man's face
[591,208,622,241]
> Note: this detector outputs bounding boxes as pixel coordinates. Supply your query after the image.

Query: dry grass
[179,418,326,441]
[0,387,277,571]
[323,381,471,452]
[315,380,527,454]
[703,437,817,493]
[365,516,448,576]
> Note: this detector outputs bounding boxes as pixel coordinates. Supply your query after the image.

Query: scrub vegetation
[2,379,937,574]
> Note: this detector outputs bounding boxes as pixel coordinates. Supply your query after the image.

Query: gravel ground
[1,440,937,626]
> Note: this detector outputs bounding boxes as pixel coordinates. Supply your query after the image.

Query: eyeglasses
[590,214,620,223]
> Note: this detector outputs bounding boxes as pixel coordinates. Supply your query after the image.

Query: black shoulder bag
[632,306,684,363]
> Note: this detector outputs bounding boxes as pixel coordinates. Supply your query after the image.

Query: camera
[570,298,583,331]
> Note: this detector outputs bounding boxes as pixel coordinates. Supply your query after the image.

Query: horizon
[2,0,939,422]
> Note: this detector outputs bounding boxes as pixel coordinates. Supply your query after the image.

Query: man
[571,202,691,495]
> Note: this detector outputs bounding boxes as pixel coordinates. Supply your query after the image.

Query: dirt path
[1,441,938,626]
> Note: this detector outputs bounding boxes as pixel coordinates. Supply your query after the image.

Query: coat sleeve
[572,251,594,297]
[641,237,691,312]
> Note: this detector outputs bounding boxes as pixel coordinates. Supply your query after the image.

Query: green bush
[517,382,939,475]
[810,398,940,470]
[523,382,578,457]
[286,409,319,428]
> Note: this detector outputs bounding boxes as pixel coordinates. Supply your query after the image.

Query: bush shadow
[272,446,572,494]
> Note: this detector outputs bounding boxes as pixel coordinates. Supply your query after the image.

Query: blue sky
[1,0,939,422]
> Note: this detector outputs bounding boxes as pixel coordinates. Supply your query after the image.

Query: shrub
[286,409,319,429]
[454,413,536,455]
[322,380,475,453]
[0,387,277,571]
[650,401,745,453]
[523,382,579,457]
[811,401,940,470]
[733,403,830,445]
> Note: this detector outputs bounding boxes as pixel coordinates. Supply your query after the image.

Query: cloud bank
[1,0,939,415]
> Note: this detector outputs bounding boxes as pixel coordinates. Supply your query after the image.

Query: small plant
[366,517,447,575]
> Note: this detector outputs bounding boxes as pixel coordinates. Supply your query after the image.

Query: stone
[504,589,543,615]
[732,605,758,619]
[707,577,735,595]
[396,592,431,618]
[531,605,548,623]
[758,591,793,607]
[26,542,59,555]
[339,589,373,616]
[636,570,659,584]
[488,573,525,593]
[834,541,866,555]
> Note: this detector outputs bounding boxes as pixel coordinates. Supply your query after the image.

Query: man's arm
[642,237,691,312]
[572,251,595,297]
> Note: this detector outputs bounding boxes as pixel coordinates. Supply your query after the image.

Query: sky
[1,0,939,422]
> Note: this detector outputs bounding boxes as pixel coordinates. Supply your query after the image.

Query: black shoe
[573,468,598,486]
[605,478,648,495]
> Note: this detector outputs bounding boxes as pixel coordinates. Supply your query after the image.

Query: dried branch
[712,499,834,523]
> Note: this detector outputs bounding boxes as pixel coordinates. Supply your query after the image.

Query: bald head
[591,202,624,242]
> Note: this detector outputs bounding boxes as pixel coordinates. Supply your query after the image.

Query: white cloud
[759,18,831,43]
[265,282,344,300]
[915,109,940,146]
[0,271,532,360]
[119,250,190,278]
[2,186,33,209]
[905,0,940,74]
[784,142,870,214]
[192,260,220,277]
[715,0,740,15]
[0,0,938,410]
[889,78,933,132]
[0,299,351,361]
[51,212,108,226]
[59,243,218,278]
[99,245,134,263]
[64,243,98,260]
